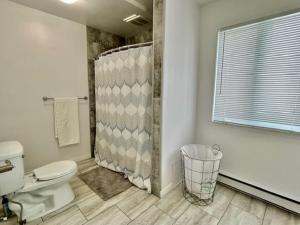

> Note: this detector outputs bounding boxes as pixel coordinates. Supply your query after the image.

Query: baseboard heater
[218,172,300,215]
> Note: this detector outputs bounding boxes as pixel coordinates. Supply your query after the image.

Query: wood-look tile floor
[2,158,300,225]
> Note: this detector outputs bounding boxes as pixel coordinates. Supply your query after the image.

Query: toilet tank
[0,141,25,196]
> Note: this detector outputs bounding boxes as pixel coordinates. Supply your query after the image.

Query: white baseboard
[160,170,300,214]
[218,171,300,214]
[160,180,182,198]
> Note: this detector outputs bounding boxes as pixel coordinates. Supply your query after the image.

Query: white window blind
[213,11,300,132]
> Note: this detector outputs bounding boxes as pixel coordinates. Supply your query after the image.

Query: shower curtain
[94,46,153,192]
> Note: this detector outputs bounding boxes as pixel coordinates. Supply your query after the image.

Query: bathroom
[1,0,300,224]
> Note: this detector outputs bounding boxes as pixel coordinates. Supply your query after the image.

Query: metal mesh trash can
[181,144,222,205]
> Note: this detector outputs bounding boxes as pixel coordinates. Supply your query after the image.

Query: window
[213,11,300,133]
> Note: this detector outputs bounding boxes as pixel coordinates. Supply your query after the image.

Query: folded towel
[54,97,80,147]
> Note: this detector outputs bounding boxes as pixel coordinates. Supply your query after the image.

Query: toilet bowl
[0,141,78,222]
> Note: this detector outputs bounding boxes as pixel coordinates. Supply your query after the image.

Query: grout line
[218,181,300,217]
[111,189,138,208]
[155,205,169,215]
[76,204,88,223]
[155,203,176,219]
[127,195,159,220]
[229,204,264,223]
[172,198,192,221]
[195,186,235,221]
[116,204,132,221]
[83,205,118,224]
[224,186,269,222]
[216,203,230,225]
[261,204,268,225]
[41,204,74,223]
[216,190,235,225]
[230,199,266,222]
[140,205,166,225]
[83,187,143,222]
[152,208,164,225]
[174,203,191,223]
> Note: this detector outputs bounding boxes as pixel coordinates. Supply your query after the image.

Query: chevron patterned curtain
[94,46,153,192]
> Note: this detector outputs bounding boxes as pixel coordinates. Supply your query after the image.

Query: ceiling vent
[123,14,150,26]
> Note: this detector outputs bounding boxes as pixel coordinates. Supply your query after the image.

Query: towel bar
[42,96,88,101]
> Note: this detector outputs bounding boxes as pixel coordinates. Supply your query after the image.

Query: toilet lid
[33,160,77,181]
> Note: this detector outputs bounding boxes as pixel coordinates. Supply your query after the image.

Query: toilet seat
[19,160,77,193]
[33,160,77,181]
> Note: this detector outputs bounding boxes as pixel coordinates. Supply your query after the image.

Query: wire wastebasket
[181,144,222,206]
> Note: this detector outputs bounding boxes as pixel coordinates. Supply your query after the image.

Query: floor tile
[231,192,266,219]
[77,158,96,167]
[174,204,219,225]
[1,216,42,225]
[0,216,18,225]
[219,205,261,225]
[263,205,300,225]
[76,192,104,220]
[85,206,130,225]
[27,218,43,225]
[78,186,139,220]
[128,205,175,225]
[117,189,159,219]
[0,206,18,225]
[3,158,300,225]
[70,177,85,189]
[200,184,235,219]
[42,202,75,221]
[156,185,190,219]
[72,180,95,204]
[41,206,86,225]
[77,158,98,174]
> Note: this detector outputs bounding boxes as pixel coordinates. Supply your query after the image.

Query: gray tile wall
[86,27,125,156]
[152,0,164,196]
[125,28,153,45]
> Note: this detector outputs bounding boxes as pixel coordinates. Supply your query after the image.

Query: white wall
[196,0,300,201]
[160,0,200,194]
[0,0,90,172]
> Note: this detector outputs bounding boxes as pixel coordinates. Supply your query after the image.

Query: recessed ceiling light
[123,14,141,22]
[60,0,78,4]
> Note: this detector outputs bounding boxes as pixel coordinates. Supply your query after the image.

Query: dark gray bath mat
[79,166,132,201]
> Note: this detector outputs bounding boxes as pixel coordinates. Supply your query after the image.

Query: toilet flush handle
[0,160,14,174]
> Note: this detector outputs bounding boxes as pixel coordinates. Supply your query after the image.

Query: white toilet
[0,141,77,223]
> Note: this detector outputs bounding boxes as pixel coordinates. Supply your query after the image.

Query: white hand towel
[54,97,80,147]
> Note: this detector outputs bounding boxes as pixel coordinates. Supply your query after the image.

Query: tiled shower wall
[125,28,153,45]
[152,0,164,196]
[87,27,125,155]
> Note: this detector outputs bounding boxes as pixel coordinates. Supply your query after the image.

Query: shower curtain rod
[95,41,153,60]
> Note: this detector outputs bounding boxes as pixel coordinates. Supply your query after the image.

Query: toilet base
[9,182,75,222]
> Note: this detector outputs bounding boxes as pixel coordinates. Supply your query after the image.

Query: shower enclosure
[94,43,153,192]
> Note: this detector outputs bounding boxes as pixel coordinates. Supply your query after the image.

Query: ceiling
[9,0,153,37]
